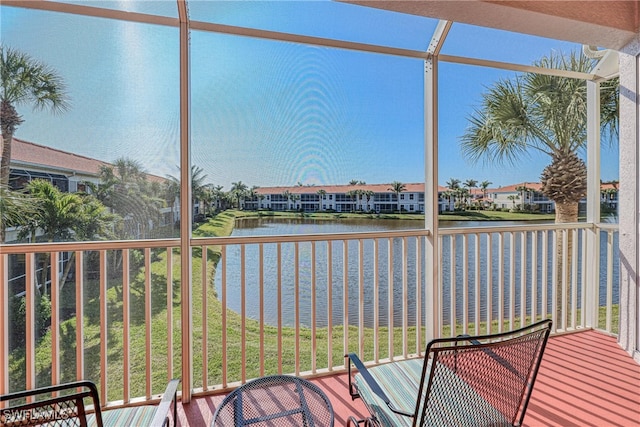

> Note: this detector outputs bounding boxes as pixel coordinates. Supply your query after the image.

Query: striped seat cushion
[88,405,158,426]
[354,358,511,426]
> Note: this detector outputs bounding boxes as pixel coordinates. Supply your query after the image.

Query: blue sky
[1,1,619,190]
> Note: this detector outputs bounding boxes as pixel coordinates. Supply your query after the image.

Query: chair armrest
[150,379,180,427]
[345,354,413,418]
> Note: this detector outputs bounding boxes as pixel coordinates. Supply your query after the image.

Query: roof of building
[255,183,449,195]
[489,182,544,193]
[6,137,166,183]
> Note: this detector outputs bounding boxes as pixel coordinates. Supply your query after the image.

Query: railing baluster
[571,229,579,329]
[259,244,265,376]
[25,252,35,395]
[531,232,538,323]
[387,237,394,359]
[509,232,516,329]
[294,242,299,376]
[541,231,548,321]
[241,244,247,381]
[486,233,492,334]
[144,247,152,398]
[561,229,569,331]
[166,247,174,382]
[75,251,84,381]
[415,236,422,354]
[51,251,60,388]
[123,249,130,403]
[462,234,469,335]
[343,240,349,366]
[580,232,587,328]
[402,237,408,358]
[358,239,365,358]
[327,241,333,371]
[474,233,480,335]
[202,245,208,390]
[277,243,282,374]
[606,230,614,332]
[221,246,227,387]
[311,241,317,374]
[498,233,504,333]
[449,235,456,337]
[551,230,559,333]
[373,239,379,363]
[520,231,527,327]
[99,249,108,403]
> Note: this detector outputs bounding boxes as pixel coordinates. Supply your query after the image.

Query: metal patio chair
[0,379,179,427]
[346,319,552,427]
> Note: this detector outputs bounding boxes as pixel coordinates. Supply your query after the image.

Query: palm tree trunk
[554,201,579,329]
[0,132,13,243]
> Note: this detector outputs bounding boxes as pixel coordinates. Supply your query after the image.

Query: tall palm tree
[515,184,533,211]
[231,181,248,209]
[480,180,492,208]
[463,179,478,209]
[461,50,618,224]
[0,45,70,241]
[388,181,406,212]
[461,50,618,322]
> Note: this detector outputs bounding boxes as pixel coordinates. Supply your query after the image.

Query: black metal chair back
[0,380,102,427]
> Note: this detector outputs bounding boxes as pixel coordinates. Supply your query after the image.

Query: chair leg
[347,416,380,427]
[347,416,364,426]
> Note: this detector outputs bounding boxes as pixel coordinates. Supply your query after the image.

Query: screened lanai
[1,0,638,420]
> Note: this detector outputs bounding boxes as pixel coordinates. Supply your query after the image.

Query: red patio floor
[175,330,640,426]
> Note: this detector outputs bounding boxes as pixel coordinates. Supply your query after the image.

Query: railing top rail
[193,228,431,246]
[1,229,432,254]
[439,221,594,235]
[0,238,180,254]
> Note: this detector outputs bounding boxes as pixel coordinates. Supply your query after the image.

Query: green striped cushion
[354,358,511,426]
[88,405,158,426]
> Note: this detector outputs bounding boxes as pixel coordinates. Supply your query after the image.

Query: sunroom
[1,0,638,426]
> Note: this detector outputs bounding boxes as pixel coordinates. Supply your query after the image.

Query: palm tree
[362,190,374,211]
[0,45,70,241]
[388,181,406,212]
[231,181,248,209]
[461,50,618,224]
[446,178,461,210]
[346,189,359,212]
[166,165,208,217]
[515,184,533,211]
[463,179,478,209]
[480,180,492,208]
[18,180,115,293]
[0,184,38,238]
[461,51,618,322]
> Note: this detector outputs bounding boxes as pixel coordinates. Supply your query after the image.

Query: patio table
[211,375,334,426]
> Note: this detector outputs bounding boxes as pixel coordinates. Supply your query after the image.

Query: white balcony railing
[0,223,619,406]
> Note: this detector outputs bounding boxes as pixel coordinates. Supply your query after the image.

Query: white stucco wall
[618,34,640,362]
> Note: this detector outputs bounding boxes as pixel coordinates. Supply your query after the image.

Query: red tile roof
[255,183,448,194]
[6,138,166,183]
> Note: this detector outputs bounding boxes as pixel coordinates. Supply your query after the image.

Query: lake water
[214,218,619,328]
